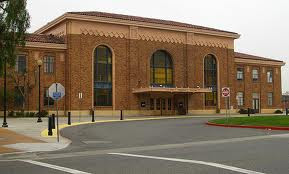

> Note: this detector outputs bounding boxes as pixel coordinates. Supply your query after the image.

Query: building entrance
[150,97,174,116]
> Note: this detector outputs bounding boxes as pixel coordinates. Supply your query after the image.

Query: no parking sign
[222,87,230,97]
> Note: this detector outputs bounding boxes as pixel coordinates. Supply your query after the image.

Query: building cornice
[24,41,67,50]
[35,13,240,39]
[235,58,285,66]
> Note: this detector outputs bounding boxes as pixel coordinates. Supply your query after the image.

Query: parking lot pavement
[0,115,207,154]
[1,117,289,174]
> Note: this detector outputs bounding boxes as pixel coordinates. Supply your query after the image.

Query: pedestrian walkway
[0,128,43,154]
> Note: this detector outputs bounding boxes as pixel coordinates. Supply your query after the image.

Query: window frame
[267,70,273,83]
[236,92,244,106]
[94,45,113,107]
[14,86,24,107]
[43,55,55,74]
[44,87,54,107]
[267,92,273,106]
[150,50,174,88]
[15,55,27,74]
[236,67,244,81]
[204,54,217,106]
[252,68,259,81]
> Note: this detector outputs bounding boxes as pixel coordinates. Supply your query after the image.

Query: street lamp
[37,59,43,123]
[2,57,8,127]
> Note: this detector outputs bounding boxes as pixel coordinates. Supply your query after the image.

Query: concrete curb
[206,122,289,131]
[41,115,216,138]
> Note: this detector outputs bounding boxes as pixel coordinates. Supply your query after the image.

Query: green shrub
[8,111,14,117]
[239,108,256,114]
[29,112,36,117]
[238,109,248,114]
[36,110,49,118]
[15,111,25,117]
[275,110,283,114]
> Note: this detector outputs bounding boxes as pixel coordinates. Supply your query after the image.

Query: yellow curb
[41,116,198,138]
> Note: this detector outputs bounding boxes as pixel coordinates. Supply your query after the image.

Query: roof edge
[34,12,240,39]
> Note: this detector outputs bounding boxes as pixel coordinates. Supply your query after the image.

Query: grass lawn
[209,116,289,127]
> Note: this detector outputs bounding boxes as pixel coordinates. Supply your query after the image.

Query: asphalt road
[1,117,289,174]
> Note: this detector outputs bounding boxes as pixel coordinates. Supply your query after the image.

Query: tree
[0,0,30,75]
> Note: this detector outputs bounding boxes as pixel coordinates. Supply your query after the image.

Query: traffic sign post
[49,83,65,143]
[222,87,231,125]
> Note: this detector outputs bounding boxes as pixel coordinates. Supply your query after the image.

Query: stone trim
[235,58,285,66]
[25,41,67,50]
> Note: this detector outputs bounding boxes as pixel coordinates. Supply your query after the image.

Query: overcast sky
[27,0,289,93]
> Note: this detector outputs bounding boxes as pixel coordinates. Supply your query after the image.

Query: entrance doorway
[150,97,173,116]
[175,95,188,115]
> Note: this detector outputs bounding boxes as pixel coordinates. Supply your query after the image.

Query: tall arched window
[94,45,112,106]
[204,54,217,106]
[150,50,173,87]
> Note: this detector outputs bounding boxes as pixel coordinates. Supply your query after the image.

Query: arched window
[204,54,217,106]
[150,50,173,87]
[94,45,112,106]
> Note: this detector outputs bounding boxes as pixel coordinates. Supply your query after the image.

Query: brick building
[0,11,285,116]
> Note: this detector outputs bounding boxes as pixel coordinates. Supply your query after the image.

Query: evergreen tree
[0,0,30,75]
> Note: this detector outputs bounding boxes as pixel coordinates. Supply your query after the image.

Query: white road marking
[109,153,266,174]
[19,160,92,174]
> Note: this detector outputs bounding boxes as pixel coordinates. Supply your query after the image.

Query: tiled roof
[235,52,283,62]
[68,11,238,35]
[25,34,65,44]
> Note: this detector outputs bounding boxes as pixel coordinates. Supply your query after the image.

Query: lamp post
[37,59,43,123]
[2,57,8,127]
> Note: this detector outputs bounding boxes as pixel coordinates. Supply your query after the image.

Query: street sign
[48,83,65,143]
[222,87,230,97]
[49,83,65,101]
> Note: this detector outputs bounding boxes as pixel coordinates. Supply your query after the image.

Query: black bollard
[68,112,71,125]
[92,110,95,122]
[248,108,250,117]
[51,114,55,129]
[48,116,53,136]
[120,110,123,120]
[286,108,288,116]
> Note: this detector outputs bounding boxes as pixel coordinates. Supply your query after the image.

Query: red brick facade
[0,12,285,116]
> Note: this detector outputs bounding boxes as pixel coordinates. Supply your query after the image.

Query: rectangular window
[237,68,244,80]
[94,88,112,106]
[162,99,166,110]
[43,56,55,73]
[156,98,160,110]
[205,91,217,106]
[44,88,54,106]
[236,92,244,106]
[267,70,273,83]
[168,98,172,110]
[14,86,24,107]
[15,55,27,74]
[252,69,259,81]
[268,92,273,106]
[150,98,154,110]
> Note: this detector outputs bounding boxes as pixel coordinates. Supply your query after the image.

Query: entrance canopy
[132,87,212,94]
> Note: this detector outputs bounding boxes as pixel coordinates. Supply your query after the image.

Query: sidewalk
[0,113,284,155]
[0,115,121,155]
